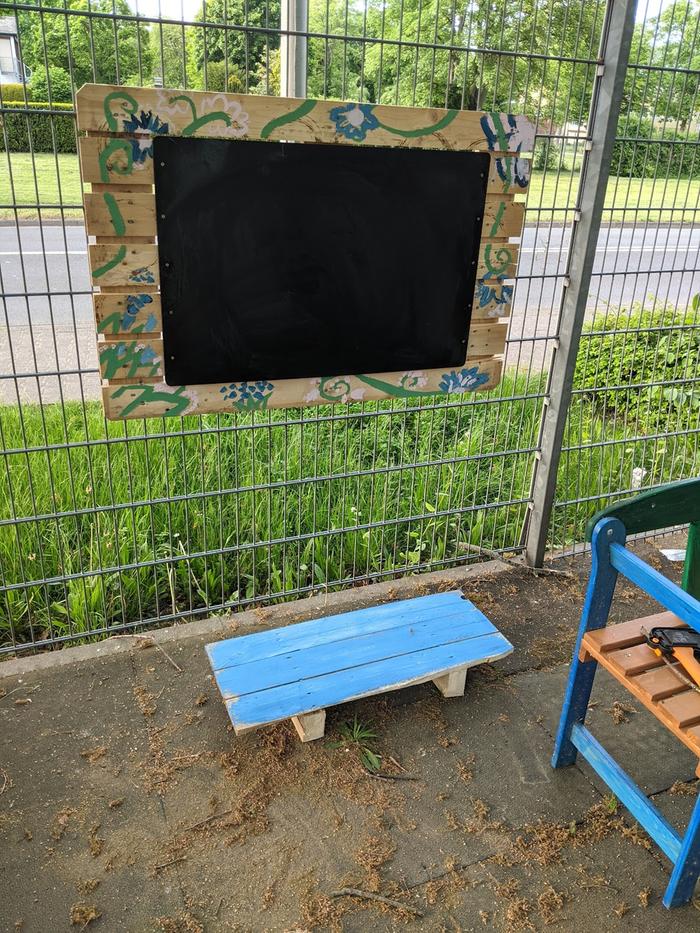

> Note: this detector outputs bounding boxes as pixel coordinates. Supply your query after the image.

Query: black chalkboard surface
[154,136,489,386]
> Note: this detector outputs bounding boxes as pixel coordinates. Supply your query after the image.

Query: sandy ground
[1,538,699,932]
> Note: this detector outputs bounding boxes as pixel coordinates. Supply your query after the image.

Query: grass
[0,152,83,220]
[2,151,700,224]
[1,370,698,649]
[528,168,700,224]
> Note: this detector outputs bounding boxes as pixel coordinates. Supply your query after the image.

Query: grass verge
[1,370,698,648]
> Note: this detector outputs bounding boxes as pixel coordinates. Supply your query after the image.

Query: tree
[190,0,280,92]
[30,64,73,102]
[18,0,153,90]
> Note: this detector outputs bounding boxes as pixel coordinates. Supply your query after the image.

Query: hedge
[612,117,700,179]
[0,101,76,154]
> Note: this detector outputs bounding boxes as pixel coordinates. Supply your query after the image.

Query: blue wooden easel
[553,477,700,909]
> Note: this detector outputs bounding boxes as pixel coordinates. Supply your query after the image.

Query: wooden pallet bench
[206,590,513,742]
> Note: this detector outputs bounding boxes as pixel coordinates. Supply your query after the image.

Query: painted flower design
[399,371,428,390]
[220,380,274,409]
[123,293,157,333]
[201,94,249,137]
[330,103,380,142]
[156,91,194,119]
[122,109,169,165]
[129,266,156,284]
[439,367,490,394]
[478,281,513,310]
[305,377,366,403]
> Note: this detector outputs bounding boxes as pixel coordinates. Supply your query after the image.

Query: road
[1,222,699,403]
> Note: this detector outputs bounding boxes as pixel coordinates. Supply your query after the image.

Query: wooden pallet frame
[76,84,533,420]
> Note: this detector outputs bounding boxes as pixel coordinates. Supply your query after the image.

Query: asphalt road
[1,222,699,403]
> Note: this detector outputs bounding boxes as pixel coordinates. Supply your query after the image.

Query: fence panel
[1,0,604,652]
[549,0,700,553]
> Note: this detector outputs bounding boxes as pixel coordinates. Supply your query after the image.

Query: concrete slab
[0,657,180,932]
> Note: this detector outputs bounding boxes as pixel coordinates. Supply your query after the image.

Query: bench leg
[552,518,623,769]
[663,791,700,908]
[433,668,467,698]
[291,710,326,742]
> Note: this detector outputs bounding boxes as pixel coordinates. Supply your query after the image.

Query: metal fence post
[280,0,308,97]
[523,0,638,567]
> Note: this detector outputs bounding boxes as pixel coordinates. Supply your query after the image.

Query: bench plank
[215,612,497,699]
[207,589,465,671]
[226,631,512,732]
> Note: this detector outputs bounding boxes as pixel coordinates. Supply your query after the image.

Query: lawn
[1,369,698,649]
[2,151,700,224]
[0,151,83,220]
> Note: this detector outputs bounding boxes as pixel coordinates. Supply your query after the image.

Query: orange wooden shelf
[581,611,700,772]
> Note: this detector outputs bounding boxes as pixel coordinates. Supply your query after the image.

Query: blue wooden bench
[553,477,700,909]
[206,590,513,742]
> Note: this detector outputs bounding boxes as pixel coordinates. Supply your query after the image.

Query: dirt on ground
[1,536,699,931]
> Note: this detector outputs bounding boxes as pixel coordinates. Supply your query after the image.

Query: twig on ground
[108,634,183,673]
[185,809,233,832]
[155,856,186,871]
[458,543,574,578]
[0,684,41,702]
[0,768,9,796]
[331,888,423,916]
[365,770,418,781]
[388,755,408,773]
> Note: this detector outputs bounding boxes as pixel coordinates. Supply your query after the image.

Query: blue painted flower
[330,103,380,142]
[478,280,513,309]
[122,293,156,332]
[129,266,155,284]
[122,109,169,164]
[219,380,274,410]
[439,366,490,394]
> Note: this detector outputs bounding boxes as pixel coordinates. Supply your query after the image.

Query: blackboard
[154,136,489,386]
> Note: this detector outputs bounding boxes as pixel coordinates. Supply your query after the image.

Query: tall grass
[1,371,698,649]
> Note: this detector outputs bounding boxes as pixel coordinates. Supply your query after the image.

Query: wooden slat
[225,632,512,732]
[84,187,522,242]
[604,642,665,677]
[658,691,700,730]
[76,84,535,154]
[101,357,502,419]
[581,611,683,658]
[94,292,162,338]
[84,191,155,237]
[104,321,506,385]
[215,612,498,700]
[632,666,689,702]
[472,279,514,320]
[80,134,531,196]
[208,590,465,671]
[89,239,518,288]
[89,243,159,287]
[98,337,162,381]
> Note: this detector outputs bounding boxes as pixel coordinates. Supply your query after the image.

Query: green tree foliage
[190,0,280,91]
[17,0,153,89]
[30,64,73,102]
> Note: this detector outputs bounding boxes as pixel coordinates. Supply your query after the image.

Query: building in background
[0,15,31,85]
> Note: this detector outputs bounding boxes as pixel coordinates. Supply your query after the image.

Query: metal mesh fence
[550,0,700,552]
[0,0,695,654]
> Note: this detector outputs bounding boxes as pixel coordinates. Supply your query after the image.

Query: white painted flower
[152,382,199,415]
[156,91,193,119]
[201,94,249,137]
[304,379,321,403]
[400,370,428,389]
